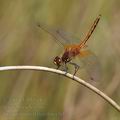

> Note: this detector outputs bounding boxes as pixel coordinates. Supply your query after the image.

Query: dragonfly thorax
[61,51,71,63]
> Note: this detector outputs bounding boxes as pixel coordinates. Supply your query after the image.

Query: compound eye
[58,58,61,62]
[53,56,61,66]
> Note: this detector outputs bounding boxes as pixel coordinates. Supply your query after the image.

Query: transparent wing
[71,50,101,81]
[55,29,81,44]
[79,51,101,81]
[37,23,81,46]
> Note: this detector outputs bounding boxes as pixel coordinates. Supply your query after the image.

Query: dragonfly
[37,14,101,80]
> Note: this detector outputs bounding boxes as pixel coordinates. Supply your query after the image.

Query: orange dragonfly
[38,14,101,80]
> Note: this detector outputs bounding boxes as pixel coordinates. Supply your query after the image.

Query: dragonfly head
[53,56,62,67]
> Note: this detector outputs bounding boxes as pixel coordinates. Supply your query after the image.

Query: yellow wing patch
[79,50,92,57]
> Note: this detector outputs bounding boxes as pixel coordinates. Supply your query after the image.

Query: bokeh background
[0,0,120,120]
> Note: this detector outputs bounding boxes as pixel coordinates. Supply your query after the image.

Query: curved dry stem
[0,65,120,112]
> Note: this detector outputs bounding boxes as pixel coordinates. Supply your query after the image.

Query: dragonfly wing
[73,50,101,81]
[79,50,92,57]
[37,23,73,46]
[56,29,81,45]
[37,23,82,46]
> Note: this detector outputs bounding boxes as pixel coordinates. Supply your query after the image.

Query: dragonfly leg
[69,62,80,76]
[62,63,68,74]
[56,65,60,69]
[56,63,68,74]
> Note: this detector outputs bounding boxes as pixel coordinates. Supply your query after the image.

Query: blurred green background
[0,0,120,120]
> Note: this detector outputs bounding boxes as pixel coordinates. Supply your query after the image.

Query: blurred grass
[0,0,120,120]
